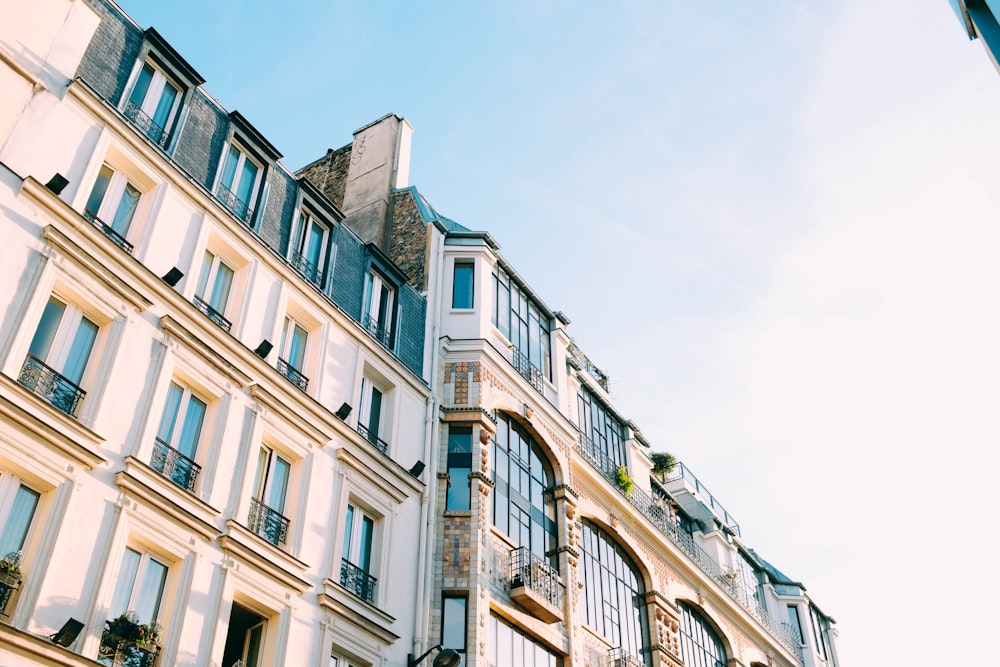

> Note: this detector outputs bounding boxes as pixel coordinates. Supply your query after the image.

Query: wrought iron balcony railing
[277,357,309,392]
[192,296,232,332]
[290,251,320,286]
[123,101,169,149]
[247,497,289,546]
[356,423,389,454]
[0,572,20,617]
[340,558,377,605]
[511,347,544,393]
[150,438,201,492]
[82,209,134,254]
[362,313,392,348]
[214,183,254,224]
[509,547,562,609]
[607,647,645,667]
[577,434,624,480]
[17,354,86,416]
[575,440,804,662]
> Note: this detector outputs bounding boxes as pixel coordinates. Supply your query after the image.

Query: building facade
[0,1,841,667]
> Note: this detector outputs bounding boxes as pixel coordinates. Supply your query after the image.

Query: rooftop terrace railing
[665,462,741,536]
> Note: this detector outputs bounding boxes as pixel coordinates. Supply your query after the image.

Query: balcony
[290,251,320,286]
[356,423,389,454]
[192,296,232,332]
[150,438,201,492]
[277,358,309,392]
[340,558,377,605]
[362,313,392,348]
[122,101,169,150]
[82,209,134,254]
[511,347,544,393]
[575,443,803,663]
[607,647,644,667]
[214,183,253,224]
[663,462,740,536]
[17,354,86,416]
[247,498,289,546]
[509,547,562,623]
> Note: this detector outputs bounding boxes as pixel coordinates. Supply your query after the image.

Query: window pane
[443,597,466,650]
[62,316,98,385]
[110,182,141,234]
[0,484,40,555]
[342,504,355,561]
[28,298,66,360]
[152,81,178,129]
[359,515,373,572]
[177,393,207,457]
[209,261,234,311]
[236,158,258,204]
[133,556,167,623]
[267,456,290,513]
[85,166,113,218]
[220,145,240,188]
[109,548,141,618]
[156,382,183,443]
[452,263,474,309]
[368,386,383,434]
[128,63,154,107]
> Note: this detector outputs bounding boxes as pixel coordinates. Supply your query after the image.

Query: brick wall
[297,145,351,209]
[388,189,429,291]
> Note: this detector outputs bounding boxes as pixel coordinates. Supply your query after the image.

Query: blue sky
[118,1,1000,664]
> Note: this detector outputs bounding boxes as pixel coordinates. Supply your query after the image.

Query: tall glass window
[492,269,551,380]
[446,426,473,510]
[579,520,647,664]
[442,596,467,657]
[678,601,727,667]
[491,414,557,566]
[577,386,627,471]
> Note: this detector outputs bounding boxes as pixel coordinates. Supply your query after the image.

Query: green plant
[615,465,634,495]
[107,612,161,648]
[650,452,678,479]
[0,551,22,578]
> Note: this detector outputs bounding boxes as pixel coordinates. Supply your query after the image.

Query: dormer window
[363,269,395,348]
[291,211,328,286]
[124,62,180,149]
[216,143,260,224]
[120,29,205,151]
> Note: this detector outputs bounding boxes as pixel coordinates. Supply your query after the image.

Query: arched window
[678,601,727,667]
[579,520,648,664]
[491,413,557,565]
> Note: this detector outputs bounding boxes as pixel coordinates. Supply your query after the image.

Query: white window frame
[83,164,143,239]
[106,546,169,626]
[0,476,42,559]
[278,317,308,374]
[195,250,236,319]
[22,296,101,409]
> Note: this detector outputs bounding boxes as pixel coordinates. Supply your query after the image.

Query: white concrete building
[0,1,433,666]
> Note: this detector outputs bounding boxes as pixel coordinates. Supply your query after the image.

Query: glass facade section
[491,413,557,566]
[489,613,560,667]
[492,268,551,380]
[678,601,726,667]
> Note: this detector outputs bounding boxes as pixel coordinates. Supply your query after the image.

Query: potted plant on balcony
[104,611,161,654]
[650,451,678,483]
[615,465,634,496]
[0,551,22,584]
